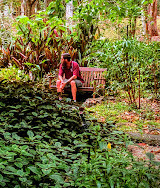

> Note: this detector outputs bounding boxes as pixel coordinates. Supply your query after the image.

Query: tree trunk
[26,0,32,17]
[10,1,14,19]
[141,9,146,35]
[66,0,73,26]
[26,0,37,17]
[145,0,159,38]
[0,0,4,27]
[21,0,26,16]
[35,0,40,13]
[129,18,137,37]
[150,0,159,36]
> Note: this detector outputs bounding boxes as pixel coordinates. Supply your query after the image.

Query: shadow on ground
[63,91,93,103]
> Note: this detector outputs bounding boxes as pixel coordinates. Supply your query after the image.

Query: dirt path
[128,143,160,162]
[84,97,160,162]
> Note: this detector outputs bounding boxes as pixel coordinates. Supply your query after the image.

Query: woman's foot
[58,92,62,101]
[59,97,62,101]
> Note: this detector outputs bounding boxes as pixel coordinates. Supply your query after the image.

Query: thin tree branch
[31,0,37,6]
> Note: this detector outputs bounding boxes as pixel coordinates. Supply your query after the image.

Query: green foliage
[0,25,12,48]
[101,0,154,37]
[11,14,68,74]
[72,0,101,56]
[103,0,152,20]
[0,0,103,71]
[0,80,159,187]
[47,0,66,18]
[1,0,156,73]
[0,65,29,81]
[84,39,160,101]
[0,79,83,187]
[72,149,159,188]
[0,7,77,75]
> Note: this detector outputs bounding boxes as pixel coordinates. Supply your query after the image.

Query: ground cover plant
[0,65,29,81]
[0,79,160,187]
[86,98,160,134]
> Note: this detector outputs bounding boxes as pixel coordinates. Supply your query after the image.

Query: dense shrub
[0,80,84,187]
[0,80,159,187]
[84,39,160,101]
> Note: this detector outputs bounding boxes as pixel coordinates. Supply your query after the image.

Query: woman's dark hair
[62,53,71,61]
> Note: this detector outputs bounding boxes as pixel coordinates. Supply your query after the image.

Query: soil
[85,97,160,162]
[128,144,160,162]
[118,98,160,162]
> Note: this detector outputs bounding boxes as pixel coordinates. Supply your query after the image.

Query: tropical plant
[84,39,160,104]
[0,9,78,78]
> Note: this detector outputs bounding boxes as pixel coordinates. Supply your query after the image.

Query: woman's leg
[70,80,77,101]
[56,80,62,100]
[56,80,62,92]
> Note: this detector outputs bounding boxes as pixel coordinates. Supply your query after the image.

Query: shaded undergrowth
[0,80,159,188]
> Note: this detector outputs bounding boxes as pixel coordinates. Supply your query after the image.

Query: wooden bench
[49,67,107,98]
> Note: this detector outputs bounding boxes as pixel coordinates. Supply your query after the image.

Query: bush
[84,39,160,101]
[0,65,29,81]
[0,80,159,187]
[0,80,83,187]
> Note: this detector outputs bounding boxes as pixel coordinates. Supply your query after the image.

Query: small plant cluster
[0,80,159,187]
[0,65,29,81]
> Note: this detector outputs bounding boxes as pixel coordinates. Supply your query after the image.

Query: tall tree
[26,0,37,17]
[145,0,159,37]
[66,0,73,26]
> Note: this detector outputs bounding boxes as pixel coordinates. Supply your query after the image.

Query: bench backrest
[79,67,107,87]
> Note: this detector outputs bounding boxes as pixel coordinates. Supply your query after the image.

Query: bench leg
[49,78,52,89]
[93,80,96,98]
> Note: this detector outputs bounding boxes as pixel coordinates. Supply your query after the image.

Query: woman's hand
[60,82,67,90]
